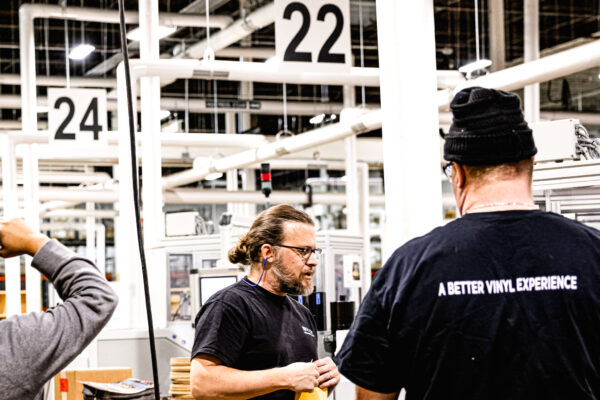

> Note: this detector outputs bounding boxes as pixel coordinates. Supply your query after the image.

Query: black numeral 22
[54,96,102,140]
[283,2,345,63]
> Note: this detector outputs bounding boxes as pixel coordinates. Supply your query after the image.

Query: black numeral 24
[283,2,345,63]
[54,96,102,140]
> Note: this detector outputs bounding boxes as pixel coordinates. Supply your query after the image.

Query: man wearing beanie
[334,87,600,399]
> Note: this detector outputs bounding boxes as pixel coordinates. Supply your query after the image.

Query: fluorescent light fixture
[159,109,171,120]
[205,172,224,181]
[69,44,95,60]
[309,114,326,125]
[458,58,492,74]
[126,26,177,41]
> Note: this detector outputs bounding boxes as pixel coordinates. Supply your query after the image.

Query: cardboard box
[54,367,132,400]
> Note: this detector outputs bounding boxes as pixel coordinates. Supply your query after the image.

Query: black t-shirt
[335,210,600,399]
[192,279,318,400]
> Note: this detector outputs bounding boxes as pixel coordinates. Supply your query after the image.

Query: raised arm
[191,354,319,400]
[0,218,118,399]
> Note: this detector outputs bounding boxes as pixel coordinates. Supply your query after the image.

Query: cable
[244,257,268,287]
[116,1,160,399]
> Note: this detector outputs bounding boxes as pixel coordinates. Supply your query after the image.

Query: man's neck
[247,269,286,296]
[460,180,535,215]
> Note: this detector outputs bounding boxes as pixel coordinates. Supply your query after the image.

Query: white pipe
[192,59,464,88]
[15,171,111,185]
[2,130,267,148]
[524,0,540,122]
[216,47,275,59]
[162,108,383,189]
[450,39,600,104]
[488,0,506,71]
[19,3,233,138]
[0,93,361,116]
[44,209,118,218]
[176,2,275,59]
[3,186,386,206]
[440,111,600,126]
[0,74,116,88]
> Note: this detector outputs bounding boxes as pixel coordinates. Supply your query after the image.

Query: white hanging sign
[48,88,108,144]
[274,0,351,73]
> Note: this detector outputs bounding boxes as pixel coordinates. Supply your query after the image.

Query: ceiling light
[126,26,177,41]
[458,58,492,74]
[159,109,171,120]
[69,44,95,60]
[309,114,326,125]
[204,172,224,181]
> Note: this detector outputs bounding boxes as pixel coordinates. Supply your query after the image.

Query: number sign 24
[275,0,351,72]
[47,88,107,144]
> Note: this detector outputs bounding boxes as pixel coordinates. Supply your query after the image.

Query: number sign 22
[48,88,107,144]
[275,0,351,72]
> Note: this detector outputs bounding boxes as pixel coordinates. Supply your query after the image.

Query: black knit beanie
[443,87,537,165]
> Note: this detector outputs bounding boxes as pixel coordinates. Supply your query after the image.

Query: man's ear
[260,244,273,262]
[454,162,466,189]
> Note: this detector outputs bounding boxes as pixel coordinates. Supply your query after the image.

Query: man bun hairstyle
[228,204,314,266]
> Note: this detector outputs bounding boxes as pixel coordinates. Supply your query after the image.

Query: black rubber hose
[116,1,161,399]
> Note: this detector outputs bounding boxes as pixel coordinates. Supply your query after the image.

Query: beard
[270,256,314,296]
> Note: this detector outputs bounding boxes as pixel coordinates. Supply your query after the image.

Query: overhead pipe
[0,94,361,116]
[0,74,116,88]
[175,2,275,59]
[2,186,385,207]
[191,59,463,88]
[448,39,600,107]
[43,209,119,218]
[162,108,382,189]
[19,3,233,134]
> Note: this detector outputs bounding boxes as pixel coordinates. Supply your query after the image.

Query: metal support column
[375,0,443,260]
[1,136,21,316]
[524,0,540,122]
[343,85,359,233]
[488,0,506,71]
[139,0,167,327]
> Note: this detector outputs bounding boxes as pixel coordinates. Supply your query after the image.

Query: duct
[190,60,464,88]
[15,171,111,185]
[440,111,600,126]
[2,186,385,206]
[19,3,233,135]
[4,130,267,148]
[44,209,118,218]
[0,74,116,88]
[175,2,275,59]
[162,108,382,189]
[215,47,275,59]
[449,39,600,107]
[0,94,355,116]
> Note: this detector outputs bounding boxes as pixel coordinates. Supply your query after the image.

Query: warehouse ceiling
[0,0,599,134]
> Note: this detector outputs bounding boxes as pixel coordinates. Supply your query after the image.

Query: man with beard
[190,205,340,400]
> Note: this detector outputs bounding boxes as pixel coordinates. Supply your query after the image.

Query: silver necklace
[466,201,537,212]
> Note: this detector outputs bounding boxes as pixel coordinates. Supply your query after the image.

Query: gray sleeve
[0,239,119,400]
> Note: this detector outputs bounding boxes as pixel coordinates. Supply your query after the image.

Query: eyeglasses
[273,244,322,260]
[442,161,453,179]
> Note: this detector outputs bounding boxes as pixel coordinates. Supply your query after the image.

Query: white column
[524,0,540,122]
[116,64,143,329]
[375,0,443,260]
[358,163,371,300]
[22,144,41,313]
[139,0,167,328]
[225,112,239,214]
[96,224,106,277]
[1,136,21,316]
[85,166,96,264]
[343,86,359,232]
[488,0,506,72]
[240,79,255,217]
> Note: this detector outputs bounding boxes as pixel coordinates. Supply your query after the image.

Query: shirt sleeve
[191,297,250,366]
[0,239,119,400]
[334,268,403,394]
